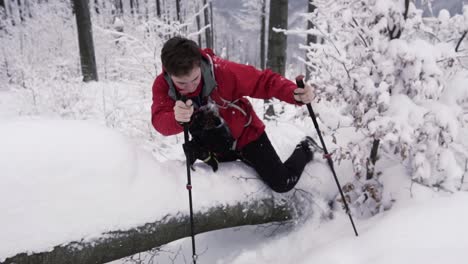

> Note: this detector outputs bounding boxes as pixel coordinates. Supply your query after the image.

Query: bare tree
[94,0,100,14]
[203,0,212,49]
[115,0,123,15]
[196,0,202,46]
[73,0,98,82]
[260,0,266,70]
[156,0,161,17]
[305,2,317,80]
[267,0,288,75]
[130,0,138,15]
[210,0,214,50]
[265,0,288,119]
[175,0,180,21]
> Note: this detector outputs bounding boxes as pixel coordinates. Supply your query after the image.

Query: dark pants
[219,132,310,193]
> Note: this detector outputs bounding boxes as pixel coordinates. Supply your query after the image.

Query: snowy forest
[1,0,468,263]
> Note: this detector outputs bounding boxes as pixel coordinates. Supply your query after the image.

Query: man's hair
[161,36,202,77]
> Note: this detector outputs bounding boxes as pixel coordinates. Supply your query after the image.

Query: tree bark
[73,0,98,82]
[115,0,123,15]
[94,0,99,14]
[17,0,24,22]
[196,1,202,47]
[2,199,296,264]
[366,139,380,180]
[267,0,288,75]
[175,0,180,21]
[265,0,288,119]
[209,1,214,50]
[305,2,317,80]
[156,0,161,17]
[130,0,135,15]
[203,0,212,49]
[260,0,266,70]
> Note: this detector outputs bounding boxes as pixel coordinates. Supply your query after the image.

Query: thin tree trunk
[156,0,161,17]
[305,2,317,80]
[94,0,99,14]
[203,0,212,49]
[265,0,288,119]
[17,0,24,22]
[267,0,288,75]
[144,0,148,20]
[130,0,135,15]
[115,0,123,15]
[175,0,180,21]
[366,139,380,180]
[0,0,6,21]
[3,199,296,264]
[209,1,214,50]
[24,0,31,19]
[196,1,202,47]
[73,0,98,82]
[260,0,266,70]
[8,0,15,25]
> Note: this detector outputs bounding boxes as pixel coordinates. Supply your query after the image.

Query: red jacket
[151,49,300,150]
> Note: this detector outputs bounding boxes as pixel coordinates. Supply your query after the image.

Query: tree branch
[455,31,467,53]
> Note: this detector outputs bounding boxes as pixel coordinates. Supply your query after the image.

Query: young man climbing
[151,36,320,193]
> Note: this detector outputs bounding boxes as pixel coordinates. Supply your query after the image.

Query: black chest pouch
[189,103,235,154]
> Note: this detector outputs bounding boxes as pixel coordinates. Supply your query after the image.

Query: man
[151,36,320,193]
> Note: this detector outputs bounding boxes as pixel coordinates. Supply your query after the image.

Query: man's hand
[174,99,194,123]
[293,84,315,104]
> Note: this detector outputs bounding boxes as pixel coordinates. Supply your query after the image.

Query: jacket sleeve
[151,75,183,136]
[215,57,301,105]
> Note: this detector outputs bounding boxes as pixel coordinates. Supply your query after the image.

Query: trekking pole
[296,75,359,237]
[181,97,198,263]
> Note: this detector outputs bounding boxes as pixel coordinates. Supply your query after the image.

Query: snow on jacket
[151,48,301,150]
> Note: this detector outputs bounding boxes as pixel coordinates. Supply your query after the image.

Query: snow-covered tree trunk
[265,0,288,119]
[155,0,161,17]
[203,0,212,49]
[73,0,98,82]
[2,199,296,264]
[260,0,266,70]
[305,2,317,80]
[266,0,287,75]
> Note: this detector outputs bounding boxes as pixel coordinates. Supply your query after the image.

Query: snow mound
[0,120,267,260]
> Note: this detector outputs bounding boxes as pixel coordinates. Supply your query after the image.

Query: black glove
[183,139,219,172]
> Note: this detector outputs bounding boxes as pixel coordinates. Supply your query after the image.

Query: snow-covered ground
[2,88,468,264]
[2,1,468,262]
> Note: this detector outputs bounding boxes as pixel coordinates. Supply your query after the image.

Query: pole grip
[296,75,305,88]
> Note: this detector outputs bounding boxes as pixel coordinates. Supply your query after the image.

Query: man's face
[170,67,202,95]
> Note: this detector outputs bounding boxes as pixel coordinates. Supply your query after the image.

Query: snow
[0,118,269,261]
[1,0,468,263]
[227,193,468,264]
[2,114,468,263]
[105,190,468,264]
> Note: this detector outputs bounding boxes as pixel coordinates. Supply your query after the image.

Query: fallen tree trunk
[2,199,296,264]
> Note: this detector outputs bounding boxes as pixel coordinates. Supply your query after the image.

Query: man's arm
[216,58,301,104]
[151,76,184,136]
